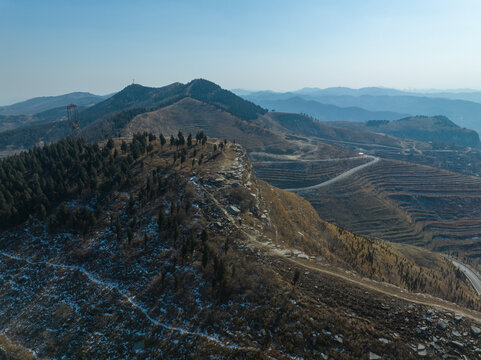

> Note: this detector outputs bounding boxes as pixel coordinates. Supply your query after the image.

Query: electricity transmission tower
[67,104,80,134]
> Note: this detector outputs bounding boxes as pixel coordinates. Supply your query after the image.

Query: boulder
[450,340,464,349]
[369,352,381,360]
[334,334,343,344]
[378,337,390,344]
[418,349,427,357]
[454,313,463,323]
[471,325,481,337]
[227,205,241,216]
[436,320,447,331]
[415,326,427,334]
[451,329,461,337]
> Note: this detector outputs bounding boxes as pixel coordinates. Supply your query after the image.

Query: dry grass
[124,97,297,153]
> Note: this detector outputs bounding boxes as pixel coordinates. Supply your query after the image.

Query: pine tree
[292,269,300,286]
[159,133,166,147]
[115,217,122,242]
[106,138,114,150]
[121,141,128,153]
[177,131,185,146]
[39,204,47,219]
[201,229,208,243]
[202,244,209,268]
[158,209,165,230]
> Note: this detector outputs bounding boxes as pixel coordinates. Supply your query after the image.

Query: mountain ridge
[235,86,481,103]
[0,91,112,116]
[250,96,408,122]
[242,89,481,134]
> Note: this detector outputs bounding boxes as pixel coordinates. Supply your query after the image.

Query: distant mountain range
[238,86,481,103]
[0,92,114,133]
[0,92,112,116]
[237,87,481,134]
[246,96,408,122]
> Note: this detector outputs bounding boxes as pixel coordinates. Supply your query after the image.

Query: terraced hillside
[279,158,481,257]
[315,122,481,178]
[330,116,480,147]
[252,157,370,189]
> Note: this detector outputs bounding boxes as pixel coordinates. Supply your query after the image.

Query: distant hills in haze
[247,96,408,122]
[238,86,481,103]
[0,92,114,134]
[0,92,112,116]
[237,86,481,135]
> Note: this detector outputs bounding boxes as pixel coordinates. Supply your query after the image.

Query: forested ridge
[0,131,208,230]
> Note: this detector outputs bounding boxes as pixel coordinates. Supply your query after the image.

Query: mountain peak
[185,78,221,96]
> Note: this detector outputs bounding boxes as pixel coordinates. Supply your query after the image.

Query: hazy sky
[1,0,481,105]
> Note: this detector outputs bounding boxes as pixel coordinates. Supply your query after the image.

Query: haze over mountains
[238,86,481,135]
[0,92,113,134]
[238,86,481,103]
[0,92,111,116]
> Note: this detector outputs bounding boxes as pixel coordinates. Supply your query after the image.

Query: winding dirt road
[284,155,380,192]
[449,257,481,296]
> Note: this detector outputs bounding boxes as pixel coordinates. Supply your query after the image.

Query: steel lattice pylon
[67,104,80,132]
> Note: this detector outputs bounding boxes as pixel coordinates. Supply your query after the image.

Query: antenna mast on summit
[67,104,80,134]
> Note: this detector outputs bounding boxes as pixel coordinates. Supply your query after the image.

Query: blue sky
[1,0,481,105]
